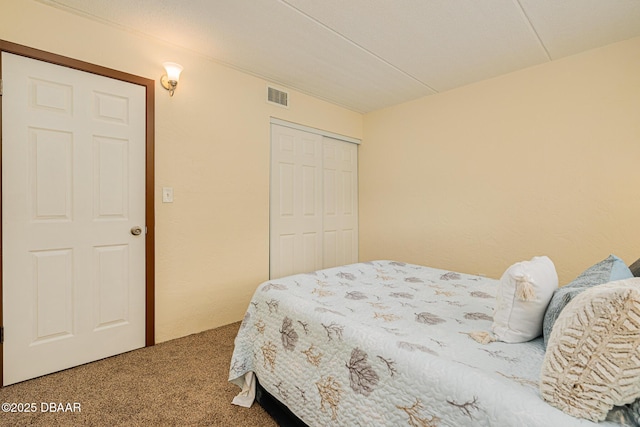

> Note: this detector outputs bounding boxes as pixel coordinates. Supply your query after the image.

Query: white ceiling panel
[284,0,550,92]
[36,0,640,112]
[186,1,436,112]
[519,0,640,59]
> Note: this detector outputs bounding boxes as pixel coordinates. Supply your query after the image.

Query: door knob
[131,226,143,236]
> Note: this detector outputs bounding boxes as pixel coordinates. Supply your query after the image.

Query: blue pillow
[542,254,633,348]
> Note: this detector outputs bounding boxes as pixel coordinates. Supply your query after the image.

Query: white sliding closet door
[270,123,358,279]
[270,125,323,279]
[322,137,358,269]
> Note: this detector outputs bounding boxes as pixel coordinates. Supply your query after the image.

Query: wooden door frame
[0,40,156,386]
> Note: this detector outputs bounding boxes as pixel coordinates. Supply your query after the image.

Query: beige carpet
[0,322,277,426]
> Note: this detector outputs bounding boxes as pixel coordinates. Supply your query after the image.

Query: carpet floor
[0,322,277,426]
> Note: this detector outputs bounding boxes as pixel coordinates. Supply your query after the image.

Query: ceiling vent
[267,86,289,108]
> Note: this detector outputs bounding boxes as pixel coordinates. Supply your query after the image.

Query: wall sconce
[160,62,183,97]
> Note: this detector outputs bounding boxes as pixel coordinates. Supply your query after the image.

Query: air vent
[267,86,289,108]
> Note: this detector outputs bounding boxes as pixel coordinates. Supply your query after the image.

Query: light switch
[162,187,174,203]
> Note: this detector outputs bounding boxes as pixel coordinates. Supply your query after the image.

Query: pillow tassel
[468,331,496,345]
[516,276,536,301]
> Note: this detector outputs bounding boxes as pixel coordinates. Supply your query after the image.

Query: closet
[270,121,358,279]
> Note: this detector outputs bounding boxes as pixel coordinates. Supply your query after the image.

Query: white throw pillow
[492,256,558,343]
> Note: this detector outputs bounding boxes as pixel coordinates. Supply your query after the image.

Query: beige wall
[361,36,640,284]
[1,0,362,342]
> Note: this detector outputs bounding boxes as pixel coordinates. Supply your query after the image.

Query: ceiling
[38,0,640,113]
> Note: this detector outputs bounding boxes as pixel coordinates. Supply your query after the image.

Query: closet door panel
[270,125,323,279]
[323,137,358,269]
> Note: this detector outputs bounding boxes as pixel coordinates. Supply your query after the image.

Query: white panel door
[322,137,358,269]
[270,124,358,279]
[2,52,146,385]
[270,124,323,279]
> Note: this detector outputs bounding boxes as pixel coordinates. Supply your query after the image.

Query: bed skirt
[256,377,308,427]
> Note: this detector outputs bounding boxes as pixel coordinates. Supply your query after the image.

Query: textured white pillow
[540,279,640,422]
[492,256,558,343]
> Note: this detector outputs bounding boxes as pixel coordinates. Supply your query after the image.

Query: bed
[229,260,636,426]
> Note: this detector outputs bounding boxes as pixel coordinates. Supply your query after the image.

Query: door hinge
[0,326,4,344]
[0,79,3,96]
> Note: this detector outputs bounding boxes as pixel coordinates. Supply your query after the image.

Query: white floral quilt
[229,261,619,426]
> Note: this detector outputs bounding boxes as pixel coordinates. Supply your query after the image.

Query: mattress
[229,260,619,426]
